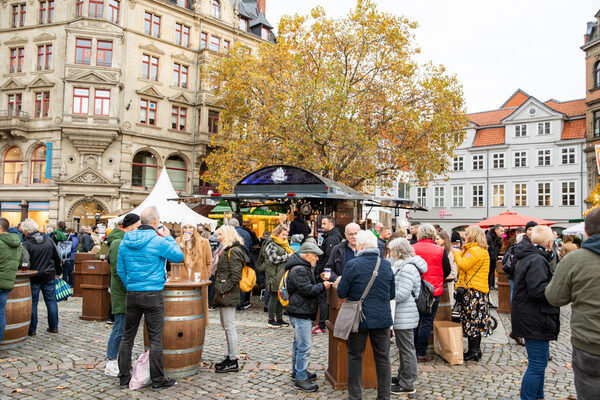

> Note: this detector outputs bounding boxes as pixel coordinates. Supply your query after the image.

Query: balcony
[0,110,29,137]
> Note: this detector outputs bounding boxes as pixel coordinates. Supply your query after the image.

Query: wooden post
[496,259,511,314]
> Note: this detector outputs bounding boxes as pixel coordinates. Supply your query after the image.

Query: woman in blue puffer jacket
[387,238,427,396]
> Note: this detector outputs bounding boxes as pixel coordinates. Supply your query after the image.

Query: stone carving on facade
[1,0,8,9]
[192,0,202,13]
[67,167,112,185]
[0,78,26,92]
[4,36,27,46]
[28,77,55,89]
[129,0,137,9]
[139,43,165,56]
[33,33,57,43]
[123,121,132,129]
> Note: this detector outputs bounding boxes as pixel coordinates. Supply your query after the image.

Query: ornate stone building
[583,10,600,199]
[0,0,274,229]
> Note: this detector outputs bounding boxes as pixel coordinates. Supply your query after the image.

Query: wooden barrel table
[0,270,37,349]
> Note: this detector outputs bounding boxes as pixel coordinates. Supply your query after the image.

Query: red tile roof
[501,90,529,109]
[469,108,516,127]
[544,99,586,117]
[473,127,505,147]
[561,119,586,140]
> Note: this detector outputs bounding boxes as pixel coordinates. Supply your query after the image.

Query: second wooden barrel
[0,276,32,349]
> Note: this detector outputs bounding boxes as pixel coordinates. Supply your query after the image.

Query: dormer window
[239,17,249,32]
[261,27,270,41]
[212,0,221,19]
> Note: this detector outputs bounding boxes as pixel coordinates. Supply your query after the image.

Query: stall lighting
[286,193,296,197]
[210,193,221,197]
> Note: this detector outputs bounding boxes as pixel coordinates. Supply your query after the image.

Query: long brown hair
[437,231,452,254]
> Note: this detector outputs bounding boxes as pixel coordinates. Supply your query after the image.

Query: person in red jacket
[412,223,451,361]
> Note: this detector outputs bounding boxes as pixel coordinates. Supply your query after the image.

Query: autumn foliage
[205,0,468,192]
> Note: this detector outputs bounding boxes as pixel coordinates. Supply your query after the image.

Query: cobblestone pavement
[0,291,577,400]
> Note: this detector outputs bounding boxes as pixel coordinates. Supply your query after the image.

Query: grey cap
[299,241,323,255]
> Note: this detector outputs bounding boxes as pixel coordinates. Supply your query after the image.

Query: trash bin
[80,260,111,321]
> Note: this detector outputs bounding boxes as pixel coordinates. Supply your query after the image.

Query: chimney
[257,0,266,16]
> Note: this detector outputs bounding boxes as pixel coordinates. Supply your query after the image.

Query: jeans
[208,275,215,306]
[521,338,549,400]
[118,291,165,385]
[62,260,74,287]
[0,289,10,342]
[572,345,600,400]
[488,261,496,288]
[394,329,417,391]
[219,307,238,359]
[509,280,514,303]
[289,317,312,380]
[268,291,282,321]
[106,313,126,360]
[30,280,58,333]
[240,291,250,308]
[414,295,440,356]
[347,327,391,400]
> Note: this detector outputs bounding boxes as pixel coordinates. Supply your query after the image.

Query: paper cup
[194,272,202,282]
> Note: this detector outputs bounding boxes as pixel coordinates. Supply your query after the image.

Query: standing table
[0,270,37,349]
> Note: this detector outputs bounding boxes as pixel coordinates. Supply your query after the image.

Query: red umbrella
[474,211,556,229]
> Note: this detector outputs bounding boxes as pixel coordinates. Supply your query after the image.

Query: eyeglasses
[346,232,358,237]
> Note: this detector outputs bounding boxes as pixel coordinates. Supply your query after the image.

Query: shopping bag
[55,278,73,302]
[433,321,464,365]
[129,351,151,390]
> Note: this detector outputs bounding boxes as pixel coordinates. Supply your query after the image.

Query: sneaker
[151,379,177,389]
[215,358,239,373]
[294,379,318,392]
[291,371,317,381]
[243,303,252,310]
[277,319,290,327]
[208,306,216,311]
[235,305,245,311]
[267,319,281,328]
[104,359,119,377]
[46,328,58,333]
[215,357,230,369]
[390,384,416,395]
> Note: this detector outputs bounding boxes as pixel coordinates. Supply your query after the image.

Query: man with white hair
[324,222,360,280]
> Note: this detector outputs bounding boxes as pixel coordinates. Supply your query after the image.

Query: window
[514,151,527,167]
[561,181,576,206]
[537,149,551,166]
[561,147,576,165]
[594,111,600,138]
[175,23,190,47]
[7,93,22,116]
[142,54,159,80]
[10,48,24,73]
[96,41,112,66]
[514,183,527,207]
[210,36,220,52]
[108,0,119,23]
[452,185,464,207]
[144,12,161,38]
[492,153,504,169]
[434,186,445,208]
[239,17,249,32]
[171,106,186,131]
[75,38,92,64]
[73,88,89,114]
[453,155,464,171]
[416,187,426,207]
[472,184,484,207]
[166,155,187,191]
[397,183,410,199]
[39,1,54,24]
[261,27,270,41]
[30,146,49,184]
[208,110,219,133]
[94,89,110,116]
[89,0,103,18]
[472,154,484,170]
[212,0,221,18]
[132,151,157,188]
[595,61,600,89]
[537,122,551,135]
[201,32,207,48]
[37,45,52,70]
[492,184,505,207]
[34,91,50,118]
[515,124,527,137]
[12,4,26,28]
[3,147,24,184]
[173,63,188,88]
[175,0,189,7]
[538,182,551,206]
[140,99,157,125]
[223,40,230,51]
[76,0,83,17]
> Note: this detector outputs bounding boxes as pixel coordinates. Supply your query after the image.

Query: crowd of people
[0,207,598,400]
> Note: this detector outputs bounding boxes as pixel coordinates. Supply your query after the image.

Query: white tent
[108,167,217,230]
[563,222,586,235]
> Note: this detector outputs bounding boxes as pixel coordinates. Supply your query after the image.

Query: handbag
[333,257,381,340]
[55,278,73,302]
[454,256,484,304]
[412,272,436,316]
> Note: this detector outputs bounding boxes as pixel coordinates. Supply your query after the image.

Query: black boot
[474,335,482,359]
[464,336,480,361]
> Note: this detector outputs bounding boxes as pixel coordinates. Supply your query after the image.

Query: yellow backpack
[229,249,256,292]
[278,270,290,307]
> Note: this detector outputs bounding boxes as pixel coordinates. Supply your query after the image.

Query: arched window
[3,147,24,184]
[212,0,221,19]
[166,155,187,191]
[595,61,600,88]
[30,146,50,184]
[132,151,157,188]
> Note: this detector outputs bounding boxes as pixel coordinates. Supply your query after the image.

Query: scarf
[271,234,294,254]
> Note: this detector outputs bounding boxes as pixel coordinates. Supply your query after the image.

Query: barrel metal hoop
[164,296,203,302]
[162,345,204,355]
[7,296,32,304]
[5,321,30,329]
[164,314,205,322]
[12,282,30,288]
[0,337,27,345]
[164,290,202,297]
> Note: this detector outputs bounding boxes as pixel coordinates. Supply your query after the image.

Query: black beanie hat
[525,221,538,231]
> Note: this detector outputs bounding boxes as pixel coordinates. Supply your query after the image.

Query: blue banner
[29,202,49,210]
[45,142,52,179]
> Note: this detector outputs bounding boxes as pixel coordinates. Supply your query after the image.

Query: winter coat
[325,240,355,281]
[176,233,213,281]
[316,227,342,272]
[117,226,184,292]
[511,244,559,341]
[502,243,517,281]
[68,233,79,261]
[285,253,326,320]
[289,217,311,239]
[259,238,289,292]
[545,234,600,355]
[454,242,490,294]
[0,233,23,290]
[392,256,427,330]
[107,227,126,314]
[486,229,502,264]
[80,232,95,252]
[377,237,386,257]
[212,242,249,308]
[337,248,395,329]
[413,239,449,296]
[234,226,252,254]
[7,227,23,242]
[49,228,68,244]
[22,231,61,283]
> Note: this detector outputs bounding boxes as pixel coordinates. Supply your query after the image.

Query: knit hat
[181,217,197,229]
[290,234,304,244]
[525,221,538,231]
[299,241,323,255]
[122,213,140,228]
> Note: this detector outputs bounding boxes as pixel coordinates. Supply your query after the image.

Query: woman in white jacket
[387,238,428,396]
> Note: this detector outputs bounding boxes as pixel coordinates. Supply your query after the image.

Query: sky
[265,0,598,113]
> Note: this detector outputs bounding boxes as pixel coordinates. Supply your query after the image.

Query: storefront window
[3,147,24,184]
[132,151,157,188]
[0,202,22,228]
[28,202,49,232]
[166,155,187,191]
[31,146,50,184]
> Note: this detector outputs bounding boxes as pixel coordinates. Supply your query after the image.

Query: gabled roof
[500,89,530,109]
[231,0,276,41]
[473,127,505,147]
[561,119,586,140]
[469,108,517,127]
[544,99,586,117]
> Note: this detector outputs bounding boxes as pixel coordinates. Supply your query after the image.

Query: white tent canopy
[563,222,586,235]
[108,167,217,230]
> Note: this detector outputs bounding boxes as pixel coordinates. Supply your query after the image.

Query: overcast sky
[266,0,598,113]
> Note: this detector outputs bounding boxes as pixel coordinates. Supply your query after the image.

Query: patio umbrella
[474,211,556,229]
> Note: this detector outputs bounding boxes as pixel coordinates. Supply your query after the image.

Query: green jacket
[0,233,23,290]
[51,228,68,243]
[545,238,600,356]
[259,238,290,292]
[107,228,126,314]
[212,242,249,308]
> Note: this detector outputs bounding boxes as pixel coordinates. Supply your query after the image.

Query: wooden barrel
[0,273,34,349]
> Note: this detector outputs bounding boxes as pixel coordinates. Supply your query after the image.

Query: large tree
[205,0,468,192]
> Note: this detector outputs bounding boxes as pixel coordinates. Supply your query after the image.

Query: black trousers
[317,300,328,329]
[346,327,391,400]
[118,291,165,385]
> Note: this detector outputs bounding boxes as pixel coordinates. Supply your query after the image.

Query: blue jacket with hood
[117,226,184,291]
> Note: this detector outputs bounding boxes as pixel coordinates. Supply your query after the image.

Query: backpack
[95,240,110,260]
[229,249,256,292]
[57,239,73,262]
[278,269,290,307]
[412,272,435,316]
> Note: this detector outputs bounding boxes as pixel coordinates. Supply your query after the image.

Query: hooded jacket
[454,242,490,294]
[116,226,184,292]
[212,242,250,308]
[22,231,61,283]
[316,227,342,276]
[392,255,427,330]
[545,233,600,355]
[486,229,502,264]
[80,232,95,253]
[107,227,126,314]
[285,253,326,320]
[511,243,559,341]
[0,232,23,290]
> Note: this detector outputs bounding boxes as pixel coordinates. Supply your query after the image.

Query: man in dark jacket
[289,211,311,239]
[486,224,504,289]
[21,218,61,335]
[80,226,95,252]
[325,222,360,280]
[0,217,23,342]
[286,242,330,392]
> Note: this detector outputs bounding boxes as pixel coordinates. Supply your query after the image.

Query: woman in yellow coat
[453,225,493,361]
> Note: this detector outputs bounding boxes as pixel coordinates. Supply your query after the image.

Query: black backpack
[412,272,435,316]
